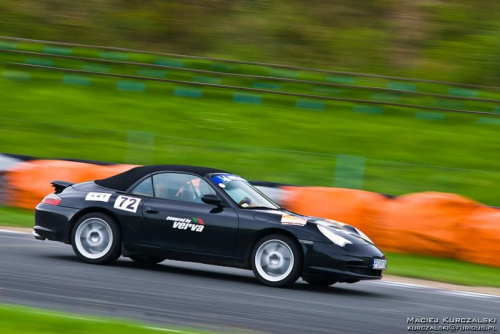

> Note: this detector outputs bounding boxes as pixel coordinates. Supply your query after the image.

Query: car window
[211,174,279,209]
[130,177,154,197]
[152,173,215,203]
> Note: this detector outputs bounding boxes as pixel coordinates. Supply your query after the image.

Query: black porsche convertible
[34,165,387,287]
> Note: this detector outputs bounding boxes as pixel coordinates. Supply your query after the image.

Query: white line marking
[0,229,30,235]
[373,281,500,300]
[375,281,426,289]
[144,326,194,333]
[438,290,498,300]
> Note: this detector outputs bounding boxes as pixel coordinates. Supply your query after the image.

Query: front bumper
[301,240,386,282]
[34,203,80,244]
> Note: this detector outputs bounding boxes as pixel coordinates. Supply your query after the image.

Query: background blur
[3,0,500,83]
[0,0,499,207]
[1,4,500,332]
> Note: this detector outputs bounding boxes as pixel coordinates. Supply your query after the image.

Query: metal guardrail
[11,62,500,117]
[2,49,500,105]
[2,36,500,116]
[1,35,500,91]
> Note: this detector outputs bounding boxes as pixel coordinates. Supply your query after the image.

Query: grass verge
[1,206,499,288]
[0,206,34,227]
[385,252,500,288]
[0,304,214,334]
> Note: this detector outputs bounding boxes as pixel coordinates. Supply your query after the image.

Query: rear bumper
[34,203,79,243]
[33,230,45,240]
[301,240,385,282]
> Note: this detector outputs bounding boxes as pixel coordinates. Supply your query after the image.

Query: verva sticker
[281,214,307,226]
[113,195,141,213]
[167,216,205,232]
[85,192,112,202]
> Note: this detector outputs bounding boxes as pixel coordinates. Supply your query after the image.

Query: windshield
[211,174,280,209]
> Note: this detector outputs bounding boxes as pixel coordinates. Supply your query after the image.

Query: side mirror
[201,194,223,206]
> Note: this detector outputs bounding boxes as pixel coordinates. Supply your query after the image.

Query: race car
[34,165,387,287]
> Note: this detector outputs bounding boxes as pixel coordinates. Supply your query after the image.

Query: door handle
[145,207,159,214]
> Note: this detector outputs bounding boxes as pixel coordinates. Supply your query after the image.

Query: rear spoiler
[51,180,74,194]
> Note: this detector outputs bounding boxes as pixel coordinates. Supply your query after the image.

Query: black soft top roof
[94,165,228,191]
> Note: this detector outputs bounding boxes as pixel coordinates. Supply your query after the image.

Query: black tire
[71,212,121,265]
[130,255,165,265]
[251,234,302,287]
[304,277,337,287]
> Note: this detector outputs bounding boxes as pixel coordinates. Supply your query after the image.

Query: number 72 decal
[113,195,141,213]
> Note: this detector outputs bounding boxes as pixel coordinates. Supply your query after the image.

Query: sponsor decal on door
[167,216,205,232]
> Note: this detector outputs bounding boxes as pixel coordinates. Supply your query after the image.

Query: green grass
[1,67,500,205]
[386,252,500,287]
[0,304,215,334]
[0,206,34,227]
[1,207,499,287]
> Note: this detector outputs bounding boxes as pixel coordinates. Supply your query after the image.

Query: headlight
[317,225,352,247]
[355,228,373,244]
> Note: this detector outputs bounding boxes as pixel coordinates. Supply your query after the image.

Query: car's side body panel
[141,197,239,256]
[34,203,79,243]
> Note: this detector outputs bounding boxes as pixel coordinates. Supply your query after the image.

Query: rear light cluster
[42,194,61,206]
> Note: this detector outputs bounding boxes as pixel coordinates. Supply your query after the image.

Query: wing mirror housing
[201,194,224,206]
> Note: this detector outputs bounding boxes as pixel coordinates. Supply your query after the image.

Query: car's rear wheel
[251,234,302,287]
[304,277,337,287]
[129,255,165,265]
[71,213,121,264]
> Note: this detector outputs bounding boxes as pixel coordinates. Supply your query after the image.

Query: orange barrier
[458,207,500,267]
[4,160,136,209]
[282,186,387,241]
[283,187,500,266]
[3,160,500,268]
[374,192,480,257]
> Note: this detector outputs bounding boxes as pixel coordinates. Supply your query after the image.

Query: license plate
[372,259,387,270]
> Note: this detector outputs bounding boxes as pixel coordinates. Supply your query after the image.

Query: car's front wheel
[251,234,302,287]
[71,213,121,264]
[129,255,165,265]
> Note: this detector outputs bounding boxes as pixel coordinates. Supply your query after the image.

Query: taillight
[42,194,61,206]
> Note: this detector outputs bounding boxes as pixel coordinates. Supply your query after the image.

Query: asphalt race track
[0,230,498,334]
